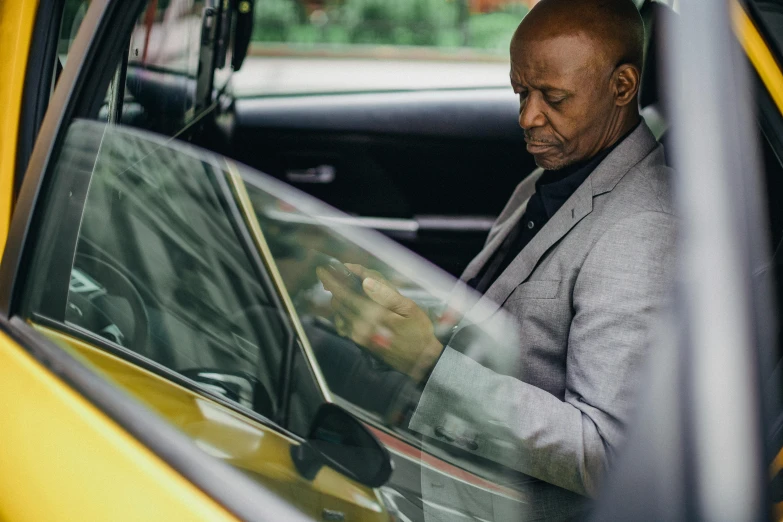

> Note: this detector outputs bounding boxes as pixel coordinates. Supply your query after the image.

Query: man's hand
[317,263,443,382]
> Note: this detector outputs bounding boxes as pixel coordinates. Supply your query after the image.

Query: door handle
[285,164,336,184]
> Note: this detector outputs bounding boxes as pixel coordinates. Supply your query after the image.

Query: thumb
[362,278,412,316]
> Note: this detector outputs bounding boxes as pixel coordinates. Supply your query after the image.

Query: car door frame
[15,0,66,203]
[592,0,770,519]
[0,0,319,520]
[0,0,42,256]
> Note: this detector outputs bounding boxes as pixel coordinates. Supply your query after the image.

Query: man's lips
[525,141,557,154]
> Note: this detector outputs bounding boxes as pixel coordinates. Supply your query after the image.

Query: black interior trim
[3,315,310,522]
[753,73,783,459]
[15,0,65,202]
[235,88,523,140]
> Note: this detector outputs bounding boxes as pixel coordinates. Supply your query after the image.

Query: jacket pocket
[506,280,561,301]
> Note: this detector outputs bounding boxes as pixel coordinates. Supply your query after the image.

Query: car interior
[41,0,783,509]
[65,0,676,278]
[44,0,685,433]
[230,0,676,273]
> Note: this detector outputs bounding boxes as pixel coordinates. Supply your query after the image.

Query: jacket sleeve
[409,210,677,496]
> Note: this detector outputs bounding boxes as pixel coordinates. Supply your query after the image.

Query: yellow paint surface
[0,0,39,256]
[36,324,389,521]
[732,0,783,116]
[0,329,238,521]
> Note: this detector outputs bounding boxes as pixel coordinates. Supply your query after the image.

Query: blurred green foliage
[252,0,529,50]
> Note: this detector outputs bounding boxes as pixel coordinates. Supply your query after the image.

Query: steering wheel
[71,253,151,357]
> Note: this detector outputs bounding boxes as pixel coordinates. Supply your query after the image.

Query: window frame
[0,0,319,518]
[15,0,67,201]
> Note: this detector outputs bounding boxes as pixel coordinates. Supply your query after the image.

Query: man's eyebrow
[536,84,572,94]
[509,79,571,95]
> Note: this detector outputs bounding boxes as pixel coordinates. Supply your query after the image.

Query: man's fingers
[344,263,369,278]
[345,263,388,285]
[334,315,350,337]
[331,296,361,322]
[316,266,338,292]
[362,278,416,317]
[333,308,381,347]
[318,267,361,305]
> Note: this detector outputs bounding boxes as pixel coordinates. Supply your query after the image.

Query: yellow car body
[0,2,388,521]
[38,324,387,522]
[0,3,236,521]
[0,0,38,253]
[1,0,783,521]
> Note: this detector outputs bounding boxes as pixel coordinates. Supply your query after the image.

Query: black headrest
[639,1,678,110]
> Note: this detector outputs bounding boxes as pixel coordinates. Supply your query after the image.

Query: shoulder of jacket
[606,147,675,215]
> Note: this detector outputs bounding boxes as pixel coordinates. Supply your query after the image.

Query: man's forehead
[511,33,601,84]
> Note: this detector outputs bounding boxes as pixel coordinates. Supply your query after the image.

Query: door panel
[36,325,387,522]
[0,327,238,522]
[19,118,389,520]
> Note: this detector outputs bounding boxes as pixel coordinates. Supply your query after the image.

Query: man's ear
[612,64,640,107]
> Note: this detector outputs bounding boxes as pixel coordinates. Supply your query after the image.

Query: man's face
[511,33,618,170]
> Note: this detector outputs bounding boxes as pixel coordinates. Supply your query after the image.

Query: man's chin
[533,155,569,170]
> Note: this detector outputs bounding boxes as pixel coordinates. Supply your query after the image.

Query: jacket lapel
[466,122,659,322]
[460,169,543,282]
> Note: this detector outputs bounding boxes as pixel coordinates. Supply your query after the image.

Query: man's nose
[518,93,547,130]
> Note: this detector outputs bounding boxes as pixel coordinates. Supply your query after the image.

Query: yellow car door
[733,1,783,520]
[0,0,392,520]
[0,0,39,251]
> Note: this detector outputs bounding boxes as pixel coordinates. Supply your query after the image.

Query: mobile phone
[315,254,365,294]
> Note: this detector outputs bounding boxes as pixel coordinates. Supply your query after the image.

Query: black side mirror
[291,403,393,488]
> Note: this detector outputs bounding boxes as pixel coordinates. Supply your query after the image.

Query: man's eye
[548,97,565,106]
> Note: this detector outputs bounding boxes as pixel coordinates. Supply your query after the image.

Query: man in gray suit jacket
[320,0,676,518]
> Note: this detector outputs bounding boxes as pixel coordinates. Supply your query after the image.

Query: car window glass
[23,119,289,422]
[233,0,528,96]
[241,168,525,474]
[112,0,206,134]
[93,0,238,139]
[129,0,203,77]
[58,0,91,68]
[252,0,529,52]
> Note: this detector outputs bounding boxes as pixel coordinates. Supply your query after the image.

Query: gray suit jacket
[409,122,677,519]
